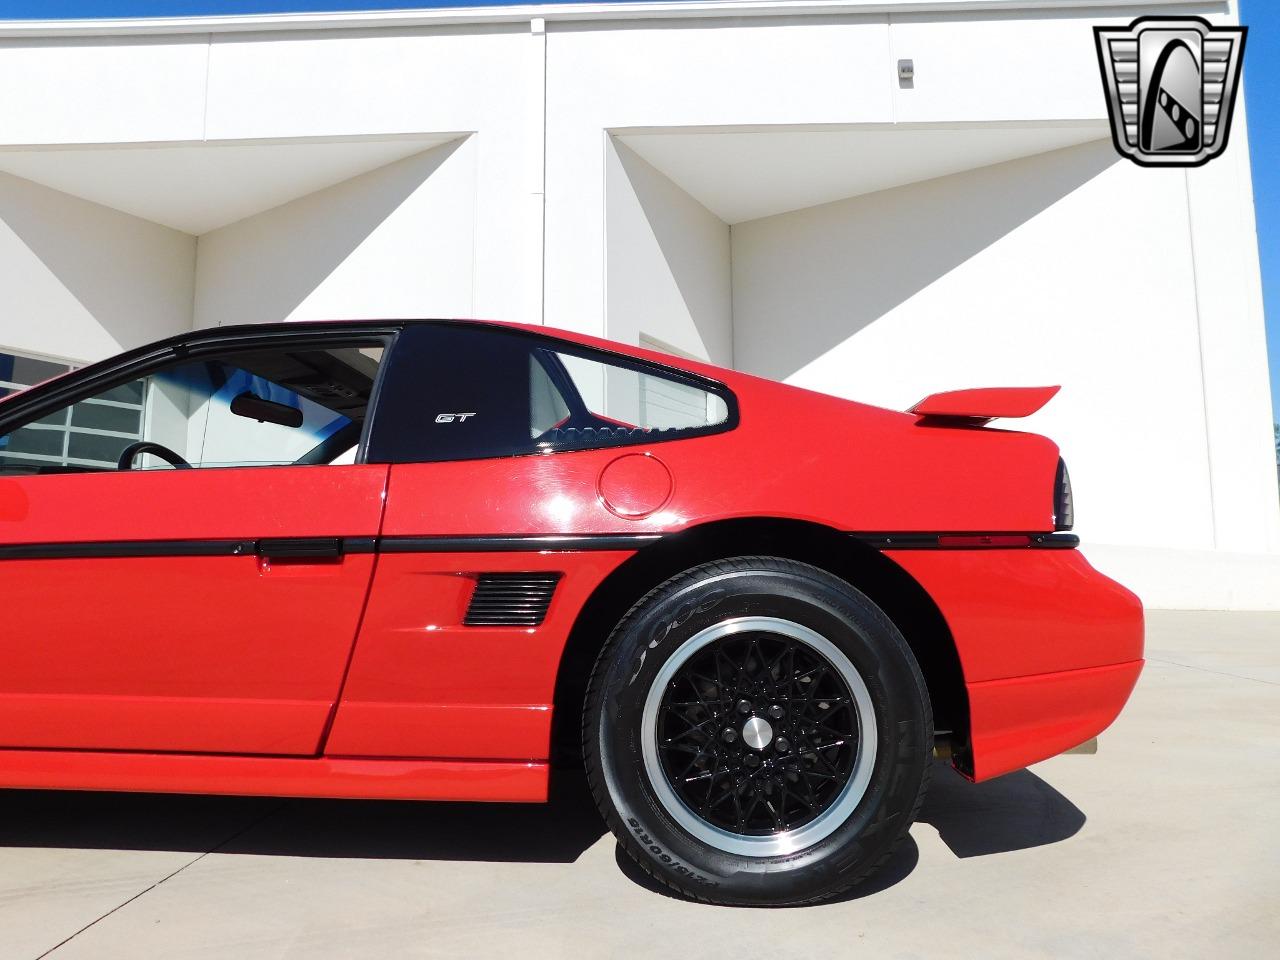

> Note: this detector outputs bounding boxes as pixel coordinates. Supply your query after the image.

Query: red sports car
[0,319,1142,905]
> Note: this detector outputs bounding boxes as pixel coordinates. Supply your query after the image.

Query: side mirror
[230,392,304,428]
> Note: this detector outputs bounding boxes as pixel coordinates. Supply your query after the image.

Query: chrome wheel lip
[641,615,878,858]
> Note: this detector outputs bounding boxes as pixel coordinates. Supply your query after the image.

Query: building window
[0,350,149,471]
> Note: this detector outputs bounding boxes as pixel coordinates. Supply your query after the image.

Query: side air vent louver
[465,572,562,627]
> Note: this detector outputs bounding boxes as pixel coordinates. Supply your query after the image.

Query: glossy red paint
[0,319,1144,802]
[0,465,388,754]
[886,548,1144,682]
[597,452,673,518]
[912,385,1061,420]
[965,660,1143,781]
[380,417,1060,539]
[325,548,632,760]
[0,750,547,801]
[886,547,1144,781]
[0,464,388,543]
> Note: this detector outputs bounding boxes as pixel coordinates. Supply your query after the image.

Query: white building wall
[0,37,208,144]
[193,138,476,328]
[1183,101,1280,556]
[0,171,194,364]
[545,17,894,336]
[886,11,1121,123]
[0,24,544,328]
[199,24,543,326]
[605,140,732,365]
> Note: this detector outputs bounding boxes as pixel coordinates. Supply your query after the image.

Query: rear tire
[583,556,932,906]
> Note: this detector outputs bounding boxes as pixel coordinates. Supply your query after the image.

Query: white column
[1184,92,1280,554]
[526,17,548,325]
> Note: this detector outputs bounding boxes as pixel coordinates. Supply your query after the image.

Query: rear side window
[366,324,735,464]
[529,349,730,449]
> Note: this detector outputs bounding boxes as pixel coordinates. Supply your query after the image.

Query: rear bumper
[964,659,1143,780]
[886,546,1145,782]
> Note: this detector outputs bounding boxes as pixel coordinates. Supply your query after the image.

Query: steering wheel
[117,441,192,471]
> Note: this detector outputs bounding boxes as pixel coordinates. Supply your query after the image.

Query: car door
[0,326,395,755]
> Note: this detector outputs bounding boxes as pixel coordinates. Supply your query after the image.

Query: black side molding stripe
[378,534,663,553]
[0,533,656,561]
[0,539,257,560]
[0,531,1076,561]
[0,537,379,561]
[852,532,1079,550]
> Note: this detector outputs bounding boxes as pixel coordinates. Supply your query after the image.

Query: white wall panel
[1183,96,1280,553]
[193,139,476,328]
[886,4,1226,124]
[888,12,1110,124]
[545,18,893,335]
[203,27,524,140]
[0,171,194,363]
[0,39,207,145]
[605,140,732,365]
[204,26,540,325]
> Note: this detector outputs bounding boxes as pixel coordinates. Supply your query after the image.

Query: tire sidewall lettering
[625,817,719,887]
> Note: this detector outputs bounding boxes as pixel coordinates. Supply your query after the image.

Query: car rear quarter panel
[380,376,1063,539]
[887,548,1144,682]
[890,547,1144,780]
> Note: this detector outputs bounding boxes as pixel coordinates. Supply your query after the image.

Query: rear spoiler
[910,386,1059,425]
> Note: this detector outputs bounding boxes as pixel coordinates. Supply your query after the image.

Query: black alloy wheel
[584,556,933,906]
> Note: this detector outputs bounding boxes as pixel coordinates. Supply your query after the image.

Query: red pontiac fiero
[0,320,1142,905]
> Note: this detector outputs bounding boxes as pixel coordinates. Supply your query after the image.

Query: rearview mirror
[230,392,304,428]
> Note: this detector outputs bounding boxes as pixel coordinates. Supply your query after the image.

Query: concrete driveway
[1,610,1276,959]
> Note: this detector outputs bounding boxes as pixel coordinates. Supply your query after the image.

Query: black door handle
[256,537,344,560]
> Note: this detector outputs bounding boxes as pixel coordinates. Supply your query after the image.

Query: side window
[529,358,571,437]
[366,324,735,465]
[530,348,730,447]
[0,342,385,476]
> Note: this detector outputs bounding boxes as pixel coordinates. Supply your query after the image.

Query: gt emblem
[435,412,477,423]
